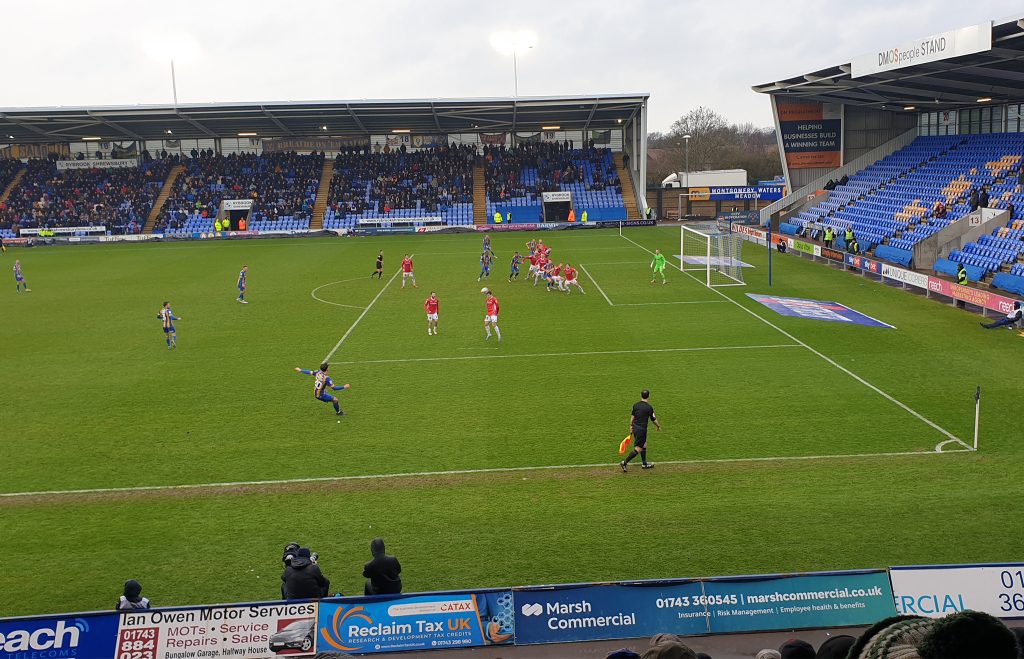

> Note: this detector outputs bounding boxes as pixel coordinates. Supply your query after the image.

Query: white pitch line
[331,344,800,365]
[0,448,970,500]
[322,261,407,363]
[620,233,974,451]
[310,277,372,309]
[614,301,727,307]
[578,263,613,306]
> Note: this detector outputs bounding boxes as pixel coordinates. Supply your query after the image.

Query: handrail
[761,127,919,224]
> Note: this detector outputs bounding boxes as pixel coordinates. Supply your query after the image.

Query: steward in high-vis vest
[493,212,502,224]
[581,210,588,223]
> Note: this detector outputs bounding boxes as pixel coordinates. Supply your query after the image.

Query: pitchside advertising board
[889,564,1024,620]
[116,602,319,659]
[0,612,119,659]
[317,591,514,654]
[513,571,895,645]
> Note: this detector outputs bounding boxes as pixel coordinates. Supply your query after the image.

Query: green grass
[1,226,1022,616]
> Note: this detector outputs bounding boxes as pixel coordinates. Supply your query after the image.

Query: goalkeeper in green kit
[650,249,667,284]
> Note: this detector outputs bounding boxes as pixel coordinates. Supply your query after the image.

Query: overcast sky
[0,0,1015,133]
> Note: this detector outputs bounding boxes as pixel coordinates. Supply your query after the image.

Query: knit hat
[855,617,936,659]
[755,651,781,659]
[847,615,924,659]
[779,639,815,659]
[650,633,682,647]
[639,641,697,659]
[917,610,1018,659]
[604,650,641,659]
[815,635,855,659]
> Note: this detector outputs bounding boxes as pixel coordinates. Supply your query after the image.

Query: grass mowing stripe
[329,343,801,365]
[0,448,969,500]
[578,263,613,306]
[322,261,406,362]
[620,232,973,451]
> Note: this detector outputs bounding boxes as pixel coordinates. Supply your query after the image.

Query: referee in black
[620,389,661,472]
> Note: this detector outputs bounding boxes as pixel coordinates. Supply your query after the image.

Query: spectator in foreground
[282,547,330,600]
[980,300,1023,330]
[814,634,855,659]
[848,610,1016,659]
[117,579,151,610]
[363,538,402,595]
[640,640,696,659]
[777,639,815,659]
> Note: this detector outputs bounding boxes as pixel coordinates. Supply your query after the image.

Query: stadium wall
[1,563,1019,657]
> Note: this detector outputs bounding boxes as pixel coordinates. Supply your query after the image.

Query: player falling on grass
[13,259,30,292]
[424,291,440,336]
[372,251,384,279]
[650,249,668,285]
[294,362,350,416]
[157,301,181,349]
[478,249,495,282]
[508,251,523,282]
[401,254,417,288]
[236,265,248,304]
[620,389,661,472]
[562,262,585,294]
[482,288,501,341]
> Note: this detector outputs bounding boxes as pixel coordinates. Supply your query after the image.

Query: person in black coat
[363,538,402,596]
[282,547,330,600]
[979,188,989,209]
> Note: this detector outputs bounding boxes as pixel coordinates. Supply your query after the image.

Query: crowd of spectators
[0,156,171,234]
[327,144,475,217]
[0,158,23,194]
[484,139,621,202]
[159,150,323,232]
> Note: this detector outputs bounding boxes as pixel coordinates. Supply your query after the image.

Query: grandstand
[0,95,650,237]
[755,15,1024,295]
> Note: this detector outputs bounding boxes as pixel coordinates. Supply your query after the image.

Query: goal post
[680,224,746,287]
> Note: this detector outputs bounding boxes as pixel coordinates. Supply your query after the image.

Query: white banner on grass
[890,564,1024,619]
[56,158,137,171]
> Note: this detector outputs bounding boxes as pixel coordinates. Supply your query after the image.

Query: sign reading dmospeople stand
[317,591,514,654]
[0,612,120,659]
[890,564,1024,619]
[851,22,992,78]
[116,601,318,658]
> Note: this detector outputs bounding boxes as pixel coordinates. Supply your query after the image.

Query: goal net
[680,224,746,287]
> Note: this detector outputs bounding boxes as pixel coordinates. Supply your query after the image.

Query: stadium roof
[752,16,1024,110]
[0,94,648,144]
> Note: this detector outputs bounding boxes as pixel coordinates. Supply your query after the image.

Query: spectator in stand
[838,174,849,186]
[363,538,402,595]
[117,579,151,610]
[823,179,836,191]
[980,186,990,209]
[980,300,1022,330]
[970,187,980,211]
[933,200,947,219]
[1007,201,1015,220]
[282,547,330,600]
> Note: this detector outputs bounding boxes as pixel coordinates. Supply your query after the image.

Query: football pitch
[1,226,1021,617]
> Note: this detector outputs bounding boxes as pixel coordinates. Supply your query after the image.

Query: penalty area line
[0,449,970,500]
[578,263,613,306]
[330,344,801,365]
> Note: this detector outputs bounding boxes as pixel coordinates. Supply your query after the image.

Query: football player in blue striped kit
[294,362,351,416]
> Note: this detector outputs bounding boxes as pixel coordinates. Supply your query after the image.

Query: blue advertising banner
[317,591,513,654]
[845,254,882,274]
[703,571,897,633]
[0,612,119,659]
[747,294,895,328]
[513,581,707,645]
